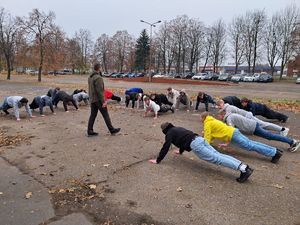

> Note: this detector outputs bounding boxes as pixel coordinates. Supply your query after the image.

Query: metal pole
[149,24,152,82]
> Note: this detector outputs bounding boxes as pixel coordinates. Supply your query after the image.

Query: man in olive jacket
[87,63,120,136]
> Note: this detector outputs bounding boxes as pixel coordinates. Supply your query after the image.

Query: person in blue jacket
[29,95,55,116]
[241,98,288,123]
[125,87,143,96]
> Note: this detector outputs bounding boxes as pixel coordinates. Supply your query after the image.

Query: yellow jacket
[203,116,235,144]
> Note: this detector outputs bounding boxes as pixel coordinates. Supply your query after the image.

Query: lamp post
[140,19,161,82]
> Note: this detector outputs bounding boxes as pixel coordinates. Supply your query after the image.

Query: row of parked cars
[107,71,274,83]
[106,72,146,78]
[192,73,274,83]
[26,69,73,75]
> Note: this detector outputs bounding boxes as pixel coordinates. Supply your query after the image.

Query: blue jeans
[254,124,293,146]
[190,136,241,170]
[0,97,10,111]
[231,129,276,157]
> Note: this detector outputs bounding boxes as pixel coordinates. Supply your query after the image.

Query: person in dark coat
[195,92,216,111]
[52,91,78,112]
[125,92,143,109]
[149,122,253,183]
[47,87,60,103]
[87,63,120,136]
[150,93,173,107]
[241,98,288,123]
[223,96,242,109]
[29,95,55,116]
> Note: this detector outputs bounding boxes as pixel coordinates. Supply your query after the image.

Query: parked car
[192,73,207,80]
[111,72,123,78]
[257,74,273,83]
[243,74,255,82]
[218,74,232,81]
[231,74,242,82]
[296,77,300,84]
[128,72,137,78]
[174,73,182,79]
[136,72,145,77]
[203,73,219,80]
[181,72,194,79]
[253,73,261,82]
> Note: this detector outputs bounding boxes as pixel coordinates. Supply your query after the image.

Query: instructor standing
[87,63,120,136]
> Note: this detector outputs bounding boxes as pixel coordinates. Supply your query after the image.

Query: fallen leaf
[25,192,32,199]
[272,184,284,189]
[58,189,66,193]
[0,192,3,195]
[103,164,110,167]
[89,184,97,189]
[176,187,183,192]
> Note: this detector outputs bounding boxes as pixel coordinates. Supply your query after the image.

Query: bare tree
[169,15,189,74]
[202,27,213,73]
[156,21,171,74]
[210,19,226,73]
[251,10,266,74]
[18,9,56,81]
[228,15,245,74]
[111,30,133,72]
[75,29,93,73]
[0,8,18,80]
[264,14,281,76]
[94,34,110,73]
[186,18,205,73]
[277,5,300,79]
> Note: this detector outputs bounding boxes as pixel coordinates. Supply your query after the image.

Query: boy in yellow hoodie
[200,112,283,163]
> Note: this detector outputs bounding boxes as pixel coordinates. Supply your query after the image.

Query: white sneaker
[280,127,289,137]
[289,140,300,152]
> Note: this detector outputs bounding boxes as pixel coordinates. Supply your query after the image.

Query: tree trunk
[5,55,11,80]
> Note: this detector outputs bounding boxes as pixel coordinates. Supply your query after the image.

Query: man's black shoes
[271,149,283,163]
[110,128,121,135]
[87,131,98,137]
[236,166,253,183]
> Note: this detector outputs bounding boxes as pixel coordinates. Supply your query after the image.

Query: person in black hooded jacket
[149,122,253,183]
[150,93,173,107]
[223,96,242,109]
[52,91,78,112]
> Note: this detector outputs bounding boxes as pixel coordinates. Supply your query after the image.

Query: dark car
[218,74,232,81]
[257,74,273,83]
[136,72,145,77]
[204,73,219,80]
[181,72,195,79]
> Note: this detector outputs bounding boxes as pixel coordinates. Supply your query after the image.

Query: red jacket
[104,90,113,100]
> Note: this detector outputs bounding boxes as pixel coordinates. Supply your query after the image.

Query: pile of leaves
[0,129,31,148]
[49,180,105,209]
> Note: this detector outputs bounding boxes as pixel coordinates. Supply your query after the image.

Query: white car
[296,77,300,84]
[243,74,255,82]
[253,73,261,82]
[192,73,207,80]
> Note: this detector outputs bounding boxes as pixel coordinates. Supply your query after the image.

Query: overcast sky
[1,0,299,40]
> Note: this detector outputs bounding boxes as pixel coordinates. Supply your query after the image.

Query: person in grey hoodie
[216,99,289,137]
[73,91,89,106]
[0,96,34,121]
[218,111,300,153]
[29,95,55,116]
[176,89,192,111]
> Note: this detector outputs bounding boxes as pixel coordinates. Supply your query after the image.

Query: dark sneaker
[236,166,253,183]
[170,107,175,113]
[281,117,289,123]
[4,110,9,115]
[110,128,121,135]
[271,149,283,163]
[87,131,98,137]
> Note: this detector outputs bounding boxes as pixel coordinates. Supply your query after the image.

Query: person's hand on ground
[173,149,180,155]
[102,102,107,108]
[40,114,45,117]
[16,118,21,122]
[66,111,69,113]
[149,159,157,164]
[30,115,36,118]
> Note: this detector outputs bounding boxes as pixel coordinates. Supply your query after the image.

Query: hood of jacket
[162,123,174,134]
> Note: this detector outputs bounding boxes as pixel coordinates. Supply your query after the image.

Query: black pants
[261,106,288,122]
[87,101,114,133]
[111,95,121,102]
[159,105,173,113]
[160,96,173,106]
[29,98,39,109]
[53,96,77,111]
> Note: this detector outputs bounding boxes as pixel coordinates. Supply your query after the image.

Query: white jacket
[144,100,160,114]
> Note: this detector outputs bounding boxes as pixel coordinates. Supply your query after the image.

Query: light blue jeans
[190,136,241,170]
[231,129,276,157]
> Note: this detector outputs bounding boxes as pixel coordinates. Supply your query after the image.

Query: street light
[140,19,161,82]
